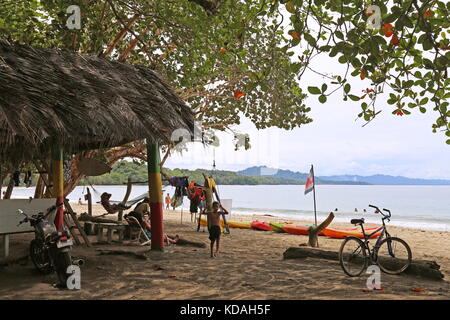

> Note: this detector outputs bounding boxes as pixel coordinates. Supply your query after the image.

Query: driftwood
[96,249,148,260]
[308,212,334,247]
[167,235,207,248]
[283,247,444,280]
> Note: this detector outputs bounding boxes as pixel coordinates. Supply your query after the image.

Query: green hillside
[80,160,304,186]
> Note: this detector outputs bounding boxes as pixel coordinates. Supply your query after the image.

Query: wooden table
[95,223,126,244]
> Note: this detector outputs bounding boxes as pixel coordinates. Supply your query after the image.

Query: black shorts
[208,225,221,241]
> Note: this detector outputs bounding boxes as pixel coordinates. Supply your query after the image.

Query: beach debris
[168,274,177,278]
[153,265,166,271]
[411,287,426,292]
[362,287,384,292]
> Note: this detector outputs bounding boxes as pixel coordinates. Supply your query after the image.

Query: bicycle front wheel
[375,237,412,275]
[339,237,368,277]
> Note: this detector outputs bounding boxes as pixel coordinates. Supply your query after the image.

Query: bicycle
[339,204,412,277]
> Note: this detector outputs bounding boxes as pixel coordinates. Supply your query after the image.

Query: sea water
[8,184,450,231]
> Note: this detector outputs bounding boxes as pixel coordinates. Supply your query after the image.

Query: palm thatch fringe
[0,39,195,162]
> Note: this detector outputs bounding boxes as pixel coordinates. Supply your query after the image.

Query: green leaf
[308,86,321,95]
[290,63,302,73]
[321,83,327,93]
[285,1,296,13]
[344,83,351,94]
[348,95,360,101]
[338,55,347,64]
[319,95,327,103]
[420,97,429,105]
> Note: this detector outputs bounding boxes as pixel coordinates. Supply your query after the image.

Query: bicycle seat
[351,218,365,225]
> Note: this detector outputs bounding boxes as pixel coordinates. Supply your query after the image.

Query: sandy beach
[1,203,449,300]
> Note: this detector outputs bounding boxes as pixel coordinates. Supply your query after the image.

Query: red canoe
[251,221,272,231]
[282,225,310,235]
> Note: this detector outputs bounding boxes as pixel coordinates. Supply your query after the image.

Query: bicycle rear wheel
[375,237,412,275]
[339,237,368,277]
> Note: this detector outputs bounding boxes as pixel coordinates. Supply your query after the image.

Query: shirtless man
[206,201,228,258]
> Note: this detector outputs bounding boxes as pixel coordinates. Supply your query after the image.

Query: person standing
[165,193,171,210]
[206,201,228,258]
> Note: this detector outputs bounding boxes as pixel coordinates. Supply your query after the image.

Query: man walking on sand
[206,201,228,258]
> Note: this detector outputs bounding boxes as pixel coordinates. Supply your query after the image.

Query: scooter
[17,203,83,288]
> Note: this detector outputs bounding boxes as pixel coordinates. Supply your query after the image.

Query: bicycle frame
[358,216,392,263]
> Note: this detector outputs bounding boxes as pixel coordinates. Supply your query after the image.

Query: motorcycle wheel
[55,251,72,288]
[29,240,53,274]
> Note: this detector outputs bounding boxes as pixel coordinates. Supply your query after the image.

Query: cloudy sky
[166,26,450,180]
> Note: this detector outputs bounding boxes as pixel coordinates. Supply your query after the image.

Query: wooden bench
[95,223,126,244]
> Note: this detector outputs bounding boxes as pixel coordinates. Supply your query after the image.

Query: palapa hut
[0,39,195,250]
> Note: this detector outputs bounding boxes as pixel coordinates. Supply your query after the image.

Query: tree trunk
[3,174,14,199]
[0,166,3,199]
[283,247,444,281]
[308,212,334,247]
[34,174,46,199]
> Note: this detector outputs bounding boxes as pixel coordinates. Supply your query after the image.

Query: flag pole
[312,165,317,226]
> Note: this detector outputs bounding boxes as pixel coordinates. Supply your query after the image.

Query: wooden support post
[1,235,9,258]
[51,146,64,232]
[0,165,2,199]
[86,187,93,216]
[118,177,132,221]
[34,174,46,199]
[147,142,164,250]
[4,173,14,199]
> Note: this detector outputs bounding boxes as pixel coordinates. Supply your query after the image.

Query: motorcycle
[17,203,83,288]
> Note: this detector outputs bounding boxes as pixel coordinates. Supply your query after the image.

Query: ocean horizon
[7,184,450,232]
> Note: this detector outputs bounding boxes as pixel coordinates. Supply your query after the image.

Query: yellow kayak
[198,218,250,229]
[197,218,224,232]
[228,221,251,229]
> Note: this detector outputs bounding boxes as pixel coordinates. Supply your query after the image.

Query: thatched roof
[0,39,194,162]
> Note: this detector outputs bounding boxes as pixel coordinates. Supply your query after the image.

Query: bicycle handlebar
[368,204,391,220]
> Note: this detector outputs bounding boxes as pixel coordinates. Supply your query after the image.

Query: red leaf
[234,90,245,99]
[360,68,367,80]
[423,10,433,19]
[381,23,393,37]
[219,49,227,53]
[289,30,301,40]
[439,46,450,50]
[391,33,400,46]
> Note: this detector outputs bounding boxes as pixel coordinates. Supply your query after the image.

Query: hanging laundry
[13,171,20,186]
[24,170,33,188]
